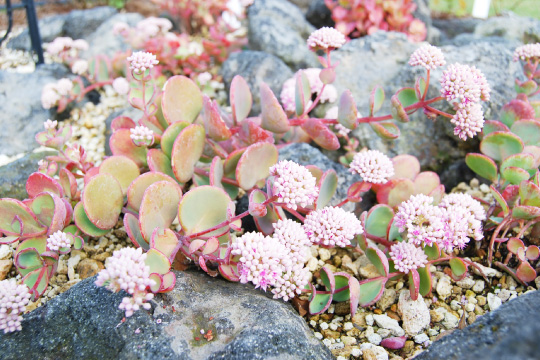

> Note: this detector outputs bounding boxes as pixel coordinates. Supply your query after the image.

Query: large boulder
[7,14,68,51]
[248,0,318,69]
[414,290,540,360]
[474,12,540,43]
[62,6,118,40]
[305,0,333,29]
[221,50,293,115]
[0,63,69,156]
[0,271,332,360]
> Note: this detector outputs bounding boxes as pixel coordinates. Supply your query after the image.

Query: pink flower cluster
[127,51,159,74]
[43,119,58,131]
[513,43,540,62]
[130,126,154,146]
[41,78,73,109]
[389,242,428,274]
[71,59,88,75]
[269,160,319,210]
[440,62,490,140]
[46,37,88,57]
[280,69,337,113]
[307,27,346,51]
[46,231,72,252]
[304,206,364,247]
[95,247,155,317]
[408,44,446,70]
[112,77,130,95]
[0,280,31,333]
[349,150,394,184]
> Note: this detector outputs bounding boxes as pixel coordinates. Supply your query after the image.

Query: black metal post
[22,0,44,65]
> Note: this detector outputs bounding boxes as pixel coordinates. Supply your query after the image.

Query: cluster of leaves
[324,0,427,42]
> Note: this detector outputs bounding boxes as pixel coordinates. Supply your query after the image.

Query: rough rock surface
[0,64,69,156]
[0,151,56,200]
[248,0,318,69]
[305,0,333,29]
[415,290,540,360]
[7,14,68,51]
[63,6,118,40]
[0,270,332,360]
[221,50,293,115]
[474,12,540,43]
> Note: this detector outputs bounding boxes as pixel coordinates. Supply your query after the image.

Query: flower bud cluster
[127,51,159,74]
[390,241,428,274]
[349,150,394,184]
[95,247,155,317]
[0,280,31,333]
[269,160,319,210]
[130,126,155,146]
[41,78,73,109]
[408,44,446,70]
[307,27,346,51]
[43,119,58,131]
[513,43,540,62]
[304,206,364,247]
[46,231,72,252]
[46,37,88,58]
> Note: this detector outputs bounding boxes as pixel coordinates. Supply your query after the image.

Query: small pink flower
[303,206,363,247]
[272,219,310,263]
[112,77,130,95]
[349,150,394,184]
[513,43,540,62]
[46,37,73,56]
[130,126,154,147]
[71,60,88,75]
[395,194,444,247]
[439,193,486,222]
[440,63,490,104]
[271,265,311,301]
[408,44,445,70]
[389,242,428,274]
[55,78,73,96]
[127,51,159,74]
[47,231,72,252]
[0,279,31,333]
[307,27,346,51]
[269,160,319,210]
[450,102,485,140]
[43,119,58,131]
[41,84,61,109]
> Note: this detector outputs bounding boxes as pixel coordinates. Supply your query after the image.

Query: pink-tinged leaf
[465,153,499,182]
[162,75,202,124]
[316,169,338,209]
[428,184,445,205]
[306,165,323,183]
[358,278,387,306]
[223,148,245,178]
[347,181,372,202]
[500,99,536,127]
[150,228,180,263]
[139,115,164,137]
[347,275,361,316]
[161,121,189,158]
[73,202,110,237]
[15,248,42,271]
[502,166,531,185]
[139,181,182,241]
[84,167,100,186]
[510,119,540,146]
[320,266,335,292]
[147,149,177,180]
[149,273,161,293]
[415,77,427,100]
[507,237,524,254]
[249,190,268,217]
[332,272,352,302]
[369,86,385,116]
[309,293,333,315]
[482,120,510,137]
[418,266,432,296]
[16,237,47,256]
[390,95,410,123]
[189,239,206,254]
[160,271,176,292]
[0,235,20,244]
[109,129,148,167]
[30,193,66,235]
[517,247,527,262]
[253,203,280,235]
[424,243,440,260]
[111,116,136,131]
[59,169,78,199]
[127,172,177,212]
[515,79,538,96]
[337,90,358,130]
[82,174,123,230]
[319,67,335,84]
[295,70,311,116]
[526,245,539,260]
[260,82,290,133]
[302,118,340,150]
[210,156,224,189]
[387,179,415,208]
[219,263,240,281]
[381,336,407,350]
[370,121,400,140]
[512,205,540,220]
[366,247,390,276]
[523,146,540,168]
[199,255,209,273]
[99,155,140,195]
[413,171,440,195]
[365,205,394,238]
[230,75,252,124]
[516,261,537,283]
[449,258,468,279]
[124,213,149,250]
[203,236,219,255]
[480,131,524,162]
[519,180,540,207]
[0,199,46,237]
[391,155,420,180]
[236,142,278,190]
[238,118,276,146]
[145,248,171,276]
[408,269,420,300]
[490,185,510,217]
[202,96,232,141]
[22,267,49,300]
[171,124,205,183]
[26,172,63,198]
[502,185,520,207]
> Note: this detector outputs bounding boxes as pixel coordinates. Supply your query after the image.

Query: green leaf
[295,71,311,116]
[370,86,385,116]
[73,203,110,237]
[501,166,531,185]
[465,153,498,182]
[519,181,540,207]
[365,205,394,238]
[230,75,252,124]
[337,90,358,130]
[449,258,467,278]
[99,155,140,195]
[161,121,189,158]
[490,185,510,217]
[510,120,540,146]
[139,181,182,241]
[171,124,206,183]
[358,278,386,306]
[320,266,335,291]
[0,199,46,237]
[370,122,400,140]
[145,248,171,276]
[236,142,278,190]
[333,274,351,302]
[417,266,432,296]
[260,82,290,133]
[83,174,123,230]
[480,131,524,162]
[309,293,332,315]
[512,205,540,220]
[424,243,440,260]
[316,170,338,209]
[366,247,389,276]
[161,76,203,124]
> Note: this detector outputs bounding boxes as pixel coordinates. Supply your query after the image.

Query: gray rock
[331,31,521,175]
[7,14,68,51]
[474,12,540,44]
[248,0,318,69]
[414,290,540,360]
[82,13,144,58]
[0,271,332,360]
[443,34,522,48]
[0,63,69,156]
[221,50,293,115]
[432,18,482,40]
[286,0,311,12]
[305,0,334,29]
[63,6,117,40]
[279,143,361,212]
[0,151,56,200]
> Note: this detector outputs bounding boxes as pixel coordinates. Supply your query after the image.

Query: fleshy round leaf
[501,166,530,185]
[366,247,389,276]
[28,193,66,235]
[139,181,182,240]
[413,172,440,195]
[501,153,534,173]
[347,181,371,202]
[358,278,386,306]
[22,267,49,300]
[365,205,394,238]
[320,266,335,292]
[15,248,42,271]
[249,190,268,217]
[515,79,538,96]
[236,142,278,190]
[507,237,524,254]
[333,273,351,302]
[295,70,311,116]
[178,186,231,237]
[59,169,78,200]
[316,170,338,209]
[338,90,358,130]
[449,258,468,278]
[202,96,232,141]
[512,205,540,220]
[171,124,206,183]
[510,119,540,146]
[348,276,360,316]
[147,149,177,180]
[500,99,536,127]
[111,116,136,131]
[490,185,510,217]
[230,75,252,124]
[26,172,63,198]
[465,153,499,182]
[480,131,524,162]
[387,179,415,208]
[99,155,140,195]
[526,246,540,260]
[0,199,46,237]
[408,269,420,300]
[161,121,189,158]
[370,122,400,140]
[516,262,536,283]
[145,248,171,276]
[210,156,224,189]
[124,213,149,250]
[309,293,332,315]
[482,120,510,137]
[162,75,203,124]
[391,155,420,180]
[370,86,385,116]
[82,174,123,230]
[424,243,440,261]
[150,228,180,263]
[417,266,432,296]
[302,118,340,150]
[260,82,290,133]
[109,129,148,167]
[73,202,110,237]
[127,172,177,212]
